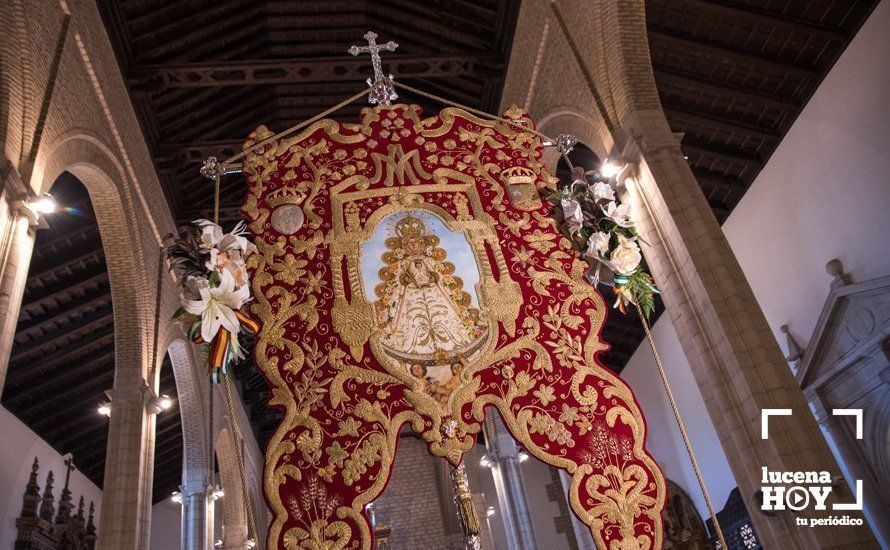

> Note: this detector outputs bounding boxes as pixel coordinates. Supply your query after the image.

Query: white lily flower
[602,201,635,228]
[561,198,584,235]
[584,231,611,260]
[181,270,250,342]
[592,181,615,202]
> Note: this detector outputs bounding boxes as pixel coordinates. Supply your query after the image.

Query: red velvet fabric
[242,104,665,549]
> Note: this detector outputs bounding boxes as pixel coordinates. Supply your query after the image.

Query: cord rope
[392,81,558,144]
[220,89,370,166]
[635,302,728,549]
[223,375,259,541]
[211,164,258,543]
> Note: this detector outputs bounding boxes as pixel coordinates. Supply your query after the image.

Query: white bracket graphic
[834,479,863,511]
[761,408,792,439]
[832,408,864,439]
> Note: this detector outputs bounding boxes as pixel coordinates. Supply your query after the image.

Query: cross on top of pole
[349,31,399,106]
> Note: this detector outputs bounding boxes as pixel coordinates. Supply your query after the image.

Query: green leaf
[624,269,658,318]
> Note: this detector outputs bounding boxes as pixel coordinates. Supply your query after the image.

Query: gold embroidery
[243,104,665,550]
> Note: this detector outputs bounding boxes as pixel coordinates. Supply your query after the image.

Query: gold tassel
[449,463,481,537]
[456,493,481,536]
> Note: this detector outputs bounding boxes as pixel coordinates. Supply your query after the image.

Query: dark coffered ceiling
[647,0,877,221]
[3,0,873,506]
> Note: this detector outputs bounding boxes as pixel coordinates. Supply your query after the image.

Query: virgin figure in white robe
[373,215,487,369]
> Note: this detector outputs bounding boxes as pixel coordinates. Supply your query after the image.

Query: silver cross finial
[349,31,399,106]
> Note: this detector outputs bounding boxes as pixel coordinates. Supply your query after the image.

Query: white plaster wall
[0,405,103,548]
[150,499,182,550]
[623,0,890,521]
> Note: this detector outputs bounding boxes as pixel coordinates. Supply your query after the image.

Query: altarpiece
[241,103,666,549]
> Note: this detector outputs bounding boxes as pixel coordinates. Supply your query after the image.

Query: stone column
[483,415,536,550]
[558,471,595,550]
[96,382,156,550]
[615,111,878,548]
[179,483,213,550]
[0,185,36,394]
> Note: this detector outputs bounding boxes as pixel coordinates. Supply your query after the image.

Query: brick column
[96,382,156,550]
[0,188,36,394]
[615,111,878,548]
[483,415,536,550]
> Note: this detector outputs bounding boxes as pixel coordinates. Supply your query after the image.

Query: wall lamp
[14,193,57,228]
[148,394,175,415]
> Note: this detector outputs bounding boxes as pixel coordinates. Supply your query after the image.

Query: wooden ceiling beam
[648,27,820,79]
[682,141,763,170]
[653,65,800,111]
[158,86,260,140]
[666,0,847,42]
[130,55,500,89]
[662,104,781,142]
[9,308,114,364]
[16,292,112,338]
[19,272,109,317]
[26,248,104,288]
[368,6,491,50]
[15,365,115,424]
[52,421,109,453]
[6,329,114,384]
[691,167,748,191]
[132,1,258,62]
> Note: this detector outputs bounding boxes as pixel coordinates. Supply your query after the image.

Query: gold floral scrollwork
[479,279,522,337]
[331,298,373,361]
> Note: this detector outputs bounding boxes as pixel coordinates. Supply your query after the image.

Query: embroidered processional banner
[242,104,666,549]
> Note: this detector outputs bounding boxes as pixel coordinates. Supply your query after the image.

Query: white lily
[561,198,584,235]
[591,181,615,202]
[584,231,611,260]
[602,201,635,228]
[181,270,250,343]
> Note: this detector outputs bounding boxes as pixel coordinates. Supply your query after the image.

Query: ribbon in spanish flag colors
[189,310,260,383]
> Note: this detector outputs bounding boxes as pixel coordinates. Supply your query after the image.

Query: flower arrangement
[164,220,259,382]
[555,166,658,316]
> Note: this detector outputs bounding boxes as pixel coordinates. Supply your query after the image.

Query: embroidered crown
[394,215,426,239]
[266,185,306,208]
[500,166,537,185]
